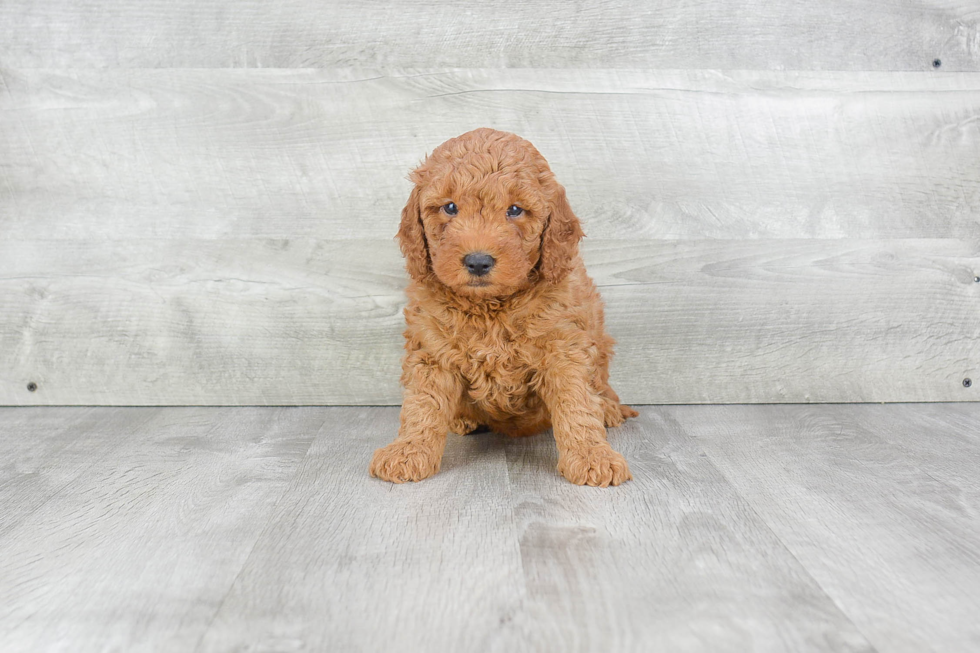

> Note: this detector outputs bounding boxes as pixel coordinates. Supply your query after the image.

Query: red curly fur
[369,128,637,487]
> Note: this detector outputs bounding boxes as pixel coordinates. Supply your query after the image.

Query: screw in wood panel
[932,59,942,68]
[27,382,38,392]
[965,378,973,388]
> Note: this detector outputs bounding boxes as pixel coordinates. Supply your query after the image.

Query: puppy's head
[397,128,583,299]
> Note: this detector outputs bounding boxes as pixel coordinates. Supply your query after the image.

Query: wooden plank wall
[1,2,978,405]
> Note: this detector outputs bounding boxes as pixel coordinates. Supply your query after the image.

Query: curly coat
[369,128,637,487]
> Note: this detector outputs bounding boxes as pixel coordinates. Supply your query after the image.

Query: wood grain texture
[0,0,977,70]
[197,407,872,653]
[670,403,980,653]
[494,409,873,652]
[0,406,319,652]
[2,405,978,651]
[2,237,976,405]
[3,68,979,242]
[0,407,157,538]
[197,406,528,652]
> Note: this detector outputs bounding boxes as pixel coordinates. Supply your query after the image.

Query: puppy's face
[417,154,549,299]
[398,129,583,298]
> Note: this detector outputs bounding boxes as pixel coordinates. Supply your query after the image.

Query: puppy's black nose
[463,252,495,277]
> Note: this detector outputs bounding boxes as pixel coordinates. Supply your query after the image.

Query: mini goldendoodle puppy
[369,128,637,487]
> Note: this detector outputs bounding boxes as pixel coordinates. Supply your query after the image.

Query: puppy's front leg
[370,358,459,483]
[540,359,632,487]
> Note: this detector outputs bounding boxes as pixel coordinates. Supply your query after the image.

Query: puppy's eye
[442,202,458,216]
[506,205,524,218]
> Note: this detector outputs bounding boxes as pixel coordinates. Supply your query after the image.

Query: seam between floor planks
[191,412,329,653]
[667,415,883,652]
[0,407,324,652]
[3,406,978,651]
[670,403,980,652]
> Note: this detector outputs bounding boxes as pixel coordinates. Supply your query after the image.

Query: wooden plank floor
[1,405,977,652]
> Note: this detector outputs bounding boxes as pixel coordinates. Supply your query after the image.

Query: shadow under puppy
[370,128,637,487]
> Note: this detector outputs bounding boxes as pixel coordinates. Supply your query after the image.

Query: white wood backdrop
[1,3,978,405]
[1,1,978,70]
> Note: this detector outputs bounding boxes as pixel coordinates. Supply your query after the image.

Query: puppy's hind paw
[620,404,639,419]
[558,444,631,487]
[369,440,441,483]
[449,417,479,435]
[601,399,639,428]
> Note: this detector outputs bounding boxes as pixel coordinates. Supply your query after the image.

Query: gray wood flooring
[1,404,977,652]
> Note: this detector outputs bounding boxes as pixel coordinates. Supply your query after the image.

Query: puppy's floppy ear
[396,184,431,281]
[539,184,584,284]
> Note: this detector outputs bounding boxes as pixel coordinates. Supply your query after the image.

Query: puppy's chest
[446,319,539,405]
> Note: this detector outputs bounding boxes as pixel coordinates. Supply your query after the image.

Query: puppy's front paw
[558,443,631,487]
[369,440,441,483]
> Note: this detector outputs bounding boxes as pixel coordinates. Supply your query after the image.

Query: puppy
[369,128,637,487]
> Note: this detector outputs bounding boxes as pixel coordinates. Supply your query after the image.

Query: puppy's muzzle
[463,252,495,277]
